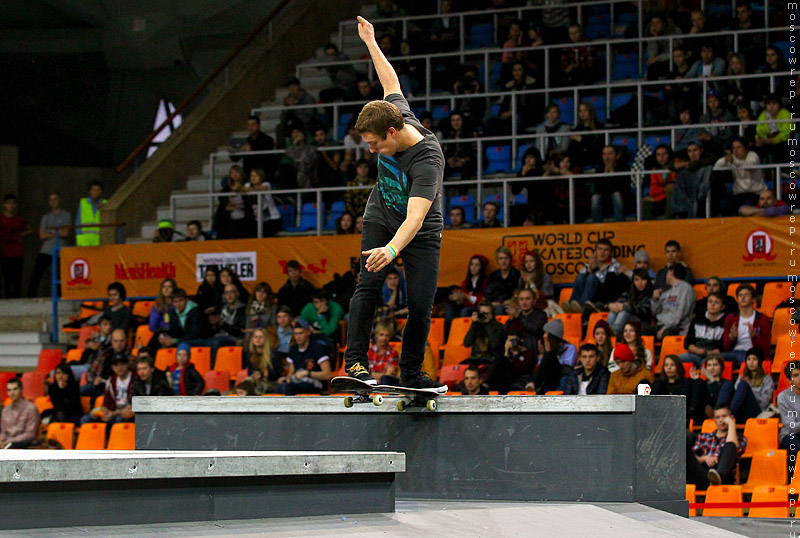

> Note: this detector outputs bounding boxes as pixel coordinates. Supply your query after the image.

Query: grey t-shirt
[40,210,72,254]
[363,93,444,239]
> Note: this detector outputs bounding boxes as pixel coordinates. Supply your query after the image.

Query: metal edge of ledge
[0,450,405,482]
[133,395,642,414]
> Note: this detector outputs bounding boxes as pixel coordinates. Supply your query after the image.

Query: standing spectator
[395,40,424,97]
[590,145,629,223]
[721,283,771,367]
[0,378,39,448]
[429,0,458,53]
[607,343,654,395]
[568,102,605,170]
[646,264,695,340]
[45,363,83,425]
[214,166,255,239]
[75,181,106,247]
[646,47,695,126]
[277,260,316,317]
[494,61,539,134]
[608,321,654,372]
[697,90,736,158]
[131,356,172,397]
[563,238,628,313]
[654,240,695,291]
[463,301,506,365]
[778,361,800,482]
[313,127,345,207]
[0,194,29,298]
[27,192,70,297]
[513,146,544,225]
[642,144,676,220]
[485,246,521,314]
[607,268,654,337]
[714,137,765,216]
[730,348,774,422]
[228,115,276,179]
[284,128,318,189]
[273,320,332,395]
[279,78,318,135]
[730,2,765,68]
[757,47,791,102]
[367,323,400,385]
[723,54,760,111]
[687,404,746,487]
[167,343,205,396]
[475,202,502,228]
[755,94,792,167]
[244,167,282,237]
[504,288,547,358]
[104,282,132,333]
[679,292,726,368]
[441,112,477,180]
[559,24,597,86]
[645,13,683,81]
[344,159,376,217]
[563,343,610,395]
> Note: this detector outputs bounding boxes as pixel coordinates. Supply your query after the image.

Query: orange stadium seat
[558,288,571,306]
[65,348,83,363]
[131,300,155,319]
[508,391,536,395]
[106,423,135,450]
[654,336,686,372]
[556,313,581,341]
[700,419,716,434]
[21,372,45,400]
[773,335,796,373]
[190,347,212,377]
[771,308,792,345]
[741,418,779,459]
[134,325,153,350]
[36,349,63,375]
[495,315,509,324]
[214,347,243,380]
[759,282,792,318]
[685,484,697,516]
[439,364,468,388]
[693,283,707,301]
[155,347,176,371]
[585,312,609,341]
[80,396,91,414]
[77,325,98,349]
[703,485,743,517]
[749,485,789,518]
[441,318,472,368]
[544,391,563,395]
[235,369,249,386]
[741,449,787,493]
[641,336,655,361]
[728,282,756,298]
[428,318,445,356]
[93,395,104,409]
[34,396,53,414]
[75,422,107,450]
[47,422,75,450]
[204,370,229,393]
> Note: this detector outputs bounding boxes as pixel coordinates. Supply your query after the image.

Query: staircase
[0,298,77,369]
[134,3,376,243]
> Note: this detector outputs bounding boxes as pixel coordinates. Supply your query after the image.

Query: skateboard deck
[331,376,443,411]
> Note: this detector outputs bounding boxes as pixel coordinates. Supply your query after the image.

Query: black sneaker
[346,362,377,385]
[400,371,448,394]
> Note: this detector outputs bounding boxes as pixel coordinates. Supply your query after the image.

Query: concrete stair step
[0,344,44,357]
[186,176,214,192]
[0,354,39,370]
[202,162,237,177]
[0,333,49,345]
[157,206,213,223]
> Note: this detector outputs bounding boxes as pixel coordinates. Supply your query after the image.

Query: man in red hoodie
[167,342,205,396]
[721,284,770,367]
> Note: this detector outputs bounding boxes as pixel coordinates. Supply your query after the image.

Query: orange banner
[60,216,792,300]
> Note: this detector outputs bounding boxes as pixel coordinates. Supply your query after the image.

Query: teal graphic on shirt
[377,154,408,214]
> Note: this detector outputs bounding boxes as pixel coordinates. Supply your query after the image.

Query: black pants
[27,253,54,297]
[686,431,738,489]
[345,221,441,378]
[0,256,22,298]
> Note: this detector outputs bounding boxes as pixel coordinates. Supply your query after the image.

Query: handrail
[116,0,294,174]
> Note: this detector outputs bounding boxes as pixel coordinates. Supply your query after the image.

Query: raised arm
[356,16,402,97]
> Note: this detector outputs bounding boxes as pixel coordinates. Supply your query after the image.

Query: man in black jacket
[504,288,547,356]
[158,288,211,348]
[563,344,610,395]
[132,356,172,397]
[277,260,316,317]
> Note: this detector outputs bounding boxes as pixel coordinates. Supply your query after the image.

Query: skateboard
[330,376,441,411]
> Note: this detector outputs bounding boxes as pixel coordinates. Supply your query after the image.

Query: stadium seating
[685,484,696,517]
[47,422,75,450]
[741,418,779,459]
[759,282,792,317]
[285,202,324,232]
[439,364,469,388]
[654,336,686,372]
[155,347,176,371]
[703,485,743,517]
[484,145,512,174]
[215,347,243,379]
[134,324,153,350]
[190,346,212,377]
[749,486,789,518]
[132,300,155,319]
[741,449,787,493]
[556,313,581,341]
[106,423,136,450]
[585,312,609,341]
[449,195,476,222]
[36,349,63,376]
[75,422,107,450]
[21,372,45,400]
[204,370,230,393]
[771,308,791,345]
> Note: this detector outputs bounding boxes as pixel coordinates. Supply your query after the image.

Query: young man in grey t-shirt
[343,16,446,392]
[27,192,71,297]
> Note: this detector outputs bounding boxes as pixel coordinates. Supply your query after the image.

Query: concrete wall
[101,0,363,244]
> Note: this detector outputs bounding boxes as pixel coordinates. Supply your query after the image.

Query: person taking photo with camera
[463,300,505,365]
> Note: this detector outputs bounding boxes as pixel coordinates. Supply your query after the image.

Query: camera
[477,311,489,322]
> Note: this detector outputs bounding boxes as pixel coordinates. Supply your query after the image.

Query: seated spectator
[277,260,315,317]
[195,268,222,316]
[698,90,736,158]
[235,380,257,396]
[346,76,382,112]
[463,300,506,365]
[645,13,683,81]
[452,66,486,126]
[245,282,277,336]
[563,343,610,395]
[536,104,570,162]
[563,238,629,313]
[318,42,359,103]
[486,330,536,394]
[722,284,771,367]
[518,250,553,304]
[131,356,172,397]
[694,277,739,318]
[476,201,502,228]
[214,167,255,239]
[646,264,695,340]
[736,103,758,148]
[220,267,250,304]
[679,292,726,368]
[313,126,345,206]
[778,361,800,481]
[608,321,653,372]
[485,246,520,314]
[501,19,525,66]
[104,282,132,333]
[0,378,39,448]
[755,94,793,167]
[395,39,424,96]
[607,268,654,337]
[442,112,477,180]
[758,48,791,102]
[284,127,318,189]
[208,283,247,362]
[504,288,547,357]
[183,220,206,241]
[153,219,174,243]
[82,328,129,399]
[683,9,715,59]
[344,159,375,217]
[428,0,458,53]
[730,2,765,68]
[81,353,136,425]
[446,255,489,336]
[568,102,604,170]
[228,115,276,179]
[655,240,695,291]
[723,54,759,112]
[607,343,654,395]
[542,153,579,224]
[592,320,614,367]
[299,289,344,344]
[367,323,400,385]
[673,106,702,154]
[336,212,356,235]
[245,168,282,237]
[494,61,539,133]
[512,146,545,225]
[72,315,113,381]
[280,78,318,135]
[274,306,294,358]
[445,206,471,230]
[246,327,283,394]
[646,47,695,126]
[714,137,765,216]
[690,353,734,416]
[273,320,332,395]
[529,319,577,394]
[671,142,716,219]
[652,355,695,411]
[739,189,791,217]
[622,248,657,280]
[589,145,629,223]
[685,42,726,83]
[687,403,746,487]
[342,119,370,162]
[382,267,407,317]
[559,23,597,86]
[730,348,774,422]
[44,363,83,425]
[453,366,489,395]
[642,145,676,220]
[155,288,212,353]
[167,343,205,396]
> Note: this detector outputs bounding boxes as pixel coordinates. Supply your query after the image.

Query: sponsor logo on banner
[196,252,257,281]
[277,258,328,275]
[742,229,776,262]
[114,262,177,280]
[67,258,92,286]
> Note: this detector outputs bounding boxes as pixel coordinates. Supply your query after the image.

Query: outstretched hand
[356,16,375,44]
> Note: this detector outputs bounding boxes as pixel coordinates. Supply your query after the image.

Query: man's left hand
[363,247,394,273]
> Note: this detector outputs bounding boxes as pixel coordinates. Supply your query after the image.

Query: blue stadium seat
[513,191,528,205]
[278,204,296,231]
[488,101,502,118]
[555,97,575,126]
[484,145,512,174]
[612,53,640,80]
[337,113,353,141]
[582,95,607,123]
[611,136,637,165]
[590,4,610,15]
[467,23,495,48]
[432,104,451,122]
[643,134,671,152]
[489,61,503,90]
[610,93,633,112]
[324,201,346,231]
[483,193,504,221]
[774,41,792,62]
[585,14,612,40]
[285,202,324,232]
[706,2,730,18]
[449,195,476,223]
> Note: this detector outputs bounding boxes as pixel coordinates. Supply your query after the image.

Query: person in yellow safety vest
[75,181,106,247]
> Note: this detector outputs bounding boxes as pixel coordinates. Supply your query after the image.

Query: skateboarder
[344,16,447,393]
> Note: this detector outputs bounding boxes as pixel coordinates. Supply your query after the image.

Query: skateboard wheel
[343,396,353,408]
[372,394,383,406]
[426,399,437,411]
[396,400,406,412]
